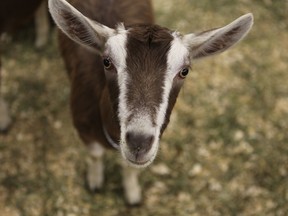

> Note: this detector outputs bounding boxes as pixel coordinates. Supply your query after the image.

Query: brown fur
[125,25,173,126]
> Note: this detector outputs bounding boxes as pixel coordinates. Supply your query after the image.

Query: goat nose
[125,132,154,154]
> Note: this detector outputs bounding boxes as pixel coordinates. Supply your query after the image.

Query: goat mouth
[126,157,151,167]
[120,144,158,168]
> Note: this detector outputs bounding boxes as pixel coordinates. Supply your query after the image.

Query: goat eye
[179,68,189,78]
[103,58,112,69]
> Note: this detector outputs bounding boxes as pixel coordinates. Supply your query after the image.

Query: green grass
[1,0,288,215]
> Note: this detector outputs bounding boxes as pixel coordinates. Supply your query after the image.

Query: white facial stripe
[106,28,127,69]
[106,27,129,146]
[168,33,190,74]
[155,34,189,132]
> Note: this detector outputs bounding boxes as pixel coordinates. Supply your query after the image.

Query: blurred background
[0,0,287,215]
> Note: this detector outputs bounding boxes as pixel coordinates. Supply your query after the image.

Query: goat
[49,0,253,205]
[0,0,50,132]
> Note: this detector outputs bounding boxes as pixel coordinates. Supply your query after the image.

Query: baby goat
[49,0,253,205]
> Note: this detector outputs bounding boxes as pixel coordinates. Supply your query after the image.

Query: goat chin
[120,146,158,168]
[124,157,153,169]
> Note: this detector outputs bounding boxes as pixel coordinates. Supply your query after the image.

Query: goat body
[49,0,253,205]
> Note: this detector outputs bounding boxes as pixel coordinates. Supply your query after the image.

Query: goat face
[102,25,189,167]
[49,0,253,167]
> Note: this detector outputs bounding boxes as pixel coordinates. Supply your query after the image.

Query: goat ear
[183,13,253,59]
[48,0,115,53]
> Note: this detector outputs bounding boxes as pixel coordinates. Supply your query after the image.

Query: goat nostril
[125,131,154,153]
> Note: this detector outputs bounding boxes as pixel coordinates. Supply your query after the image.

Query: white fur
[157,34,189,130]
[87,142,105,190]
[105,28,130,158]
[121,112,157,167]
[122,163,142,205]
[125,113,155,135]
[168,33,190,74]
[105,26,128,71]
[154,33,189,142]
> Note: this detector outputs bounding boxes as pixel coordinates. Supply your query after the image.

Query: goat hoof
[126,199,142,207]
[85,183,103,194]
[126,200,143,208]
[85,171,104,193]
[84,176,103,194]
[125,188,142,206]
[86,176,104,192]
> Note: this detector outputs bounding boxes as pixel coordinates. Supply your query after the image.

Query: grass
[1,0,288,215]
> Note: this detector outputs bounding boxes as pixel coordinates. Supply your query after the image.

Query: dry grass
[1,0,288,215]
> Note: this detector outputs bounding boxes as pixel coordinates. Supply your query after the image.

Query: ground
[1,0,288,215]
